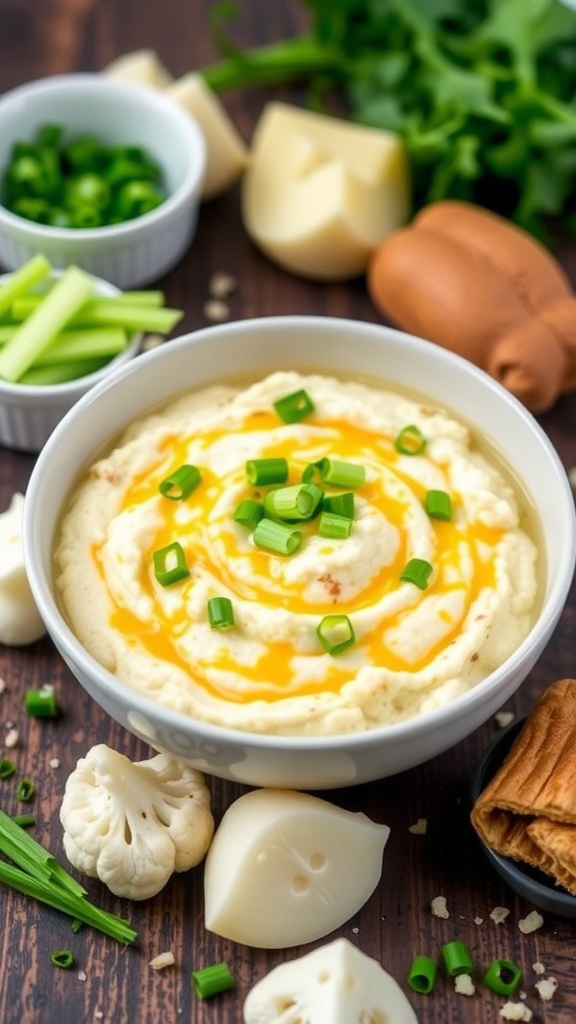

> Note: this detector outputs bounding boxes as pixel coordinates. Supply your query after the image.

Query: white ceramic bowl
[23,317,576,789]
[0,270,141,452]
[0,74,205,288]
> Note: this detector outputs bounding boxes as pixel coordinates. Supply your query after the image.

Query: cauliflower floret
[60,744,214,900]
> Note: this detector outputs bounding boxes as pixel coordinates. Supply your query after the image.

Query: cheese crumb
[149,951,176,971]
[77,970,87,982]
[141,334,164,353]
[532,962,545,976]
[495,711,515,727]
[518,910,544,934]
[455,973,475,996]
[4,728,19,749]
[499,1001,533,1021]
[431,895,449,918]
[0,677,6,694]
[535,977,558,1001]
[209,271,237,299]
[474,916,484,925]
[203,299,230,322]
[490,906,511,924]
[408,818,428,834]
[49,758,61,769]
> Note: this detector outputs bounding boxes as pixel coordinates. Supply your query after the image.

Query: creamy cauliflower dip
[54,371,538,736]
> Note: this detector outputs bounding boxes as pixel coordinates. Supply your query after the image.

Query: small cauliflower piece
[243,938,419,1024]
[204,788,390,948]
[0,493,46,646]
[60,744,214,900]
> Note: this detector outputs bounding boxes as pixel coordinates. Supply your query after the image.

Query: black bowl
[471,718,576,919]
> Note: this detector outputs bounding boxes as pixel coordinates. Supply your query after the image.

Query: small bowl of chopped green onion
[0,74,205,288]
[0,254,184,452]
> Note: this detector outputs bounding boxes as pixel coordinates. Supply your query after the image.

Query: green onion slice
[319,457,365,489]
[395,424,426,455]
[483,958,522,996]
[441,941,475,977]
[153,541,189,587]
[192,962,234,999]
[207,596,235,631]
[51,950,75,970]
[424,489,452,521]
[16,779,35,802]
[233,498,264,530]
[264,483,322,521]
[246,458,289,486]
[0,759,16,780]
[317,614,355,655]
[301,462,322,485]
[407,954,438,994]
[11,814,35,829]
[400,558,433,590]
[273,388,315,423]
[252,518,302,555]
[25,686,58,718]
[159,464,201,500]
[323,491,355,519]
[318,512,353,539]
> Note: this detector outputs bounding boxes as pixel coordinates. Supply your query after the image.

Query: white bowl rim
[0,72,206,240]
[23,315,576,752]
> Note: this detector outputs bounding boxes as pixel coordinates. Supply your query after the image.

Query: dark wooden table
[1,3,576,1022]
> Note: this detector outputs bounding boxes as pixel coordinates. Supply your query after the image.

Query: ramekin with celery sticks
[0,254,183,385]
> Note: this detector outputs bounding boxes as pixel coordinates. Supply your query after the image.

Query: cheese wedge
[102,49,174,89]
[241,101,411,280]
[204,788,390,948]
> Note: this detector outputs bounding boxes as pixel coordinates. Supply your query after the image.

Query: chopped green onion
[207,596,235,631]
[246,458,289,486]
[11,814,35,829]
[273,388,315,423]
[424,489,452,521]
[16,779,36,802]
[301,462,322,484]
[51,950,75,970]
[323,491,355,519]
[0,265,95,382]
[407,955,438,994]
[0,759,16,780]
[319,457,365,489]
[317,614,355,655]
[400,558,433,590]
[159,464,201,500]
[0,254,51,317]
[483,958,522,996]
[25,686,58,718]
[153,541,189,587]
[395,424,426,455]
[264,483,322,521]
[441,941,474,977]
[318,511,353,539]
[253,518,302,555]
[233,498,264,529]
[192,962,234,999]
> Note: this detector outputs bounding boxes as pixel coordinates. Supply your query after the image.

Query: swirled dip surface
[55,371,538,736]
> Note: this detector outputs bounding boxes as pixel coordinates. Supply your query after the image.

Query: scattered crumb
[500,1000,533,1021]
[532,962,545,976]
[455,973,475,996]
[203,299,230,322]
[431,895,449,919]
[352,926,359,934]
[495,711,515,728]
[0,677,6,693]
[77,971,87,982]
[474,916,484,925]
[140,334,164,353]
[209,271,237,299]
[490,906,511,925]
[149,951,176,971]
[408,817,428,834]
[535,977,558,1001]
[49,758,61,769]
[94,1013,104,1021]
[4,728,19,749]
[519,910,544,934]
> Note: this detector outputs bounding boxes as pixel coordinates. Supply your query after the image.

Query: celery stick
[12,296,183,334]
[0,254,52,317]
[116,290,165,306]
[21,358,109,385]
[0,326,128,361]
[0,265,95,382]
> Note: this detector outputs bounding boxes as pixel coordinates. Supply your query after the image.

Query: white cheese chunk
[166,73,249,200]
[204,788,390,948]
[102,49,174,89]
[243,937,419,1023]
[241,101,411,280]
[0,493,45,646]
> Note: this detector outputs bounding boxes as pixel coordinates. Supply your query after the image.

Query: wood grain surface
[1,2,576,1022]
